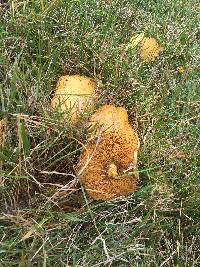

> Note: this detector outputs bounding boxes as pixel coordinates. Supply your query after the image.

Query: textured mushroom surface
[89,104,129,134]
[51,75,96,121]
[140,37,162,62]
[76,105,140,200]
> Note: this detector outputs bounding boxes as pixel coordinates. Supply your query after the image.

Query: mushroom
[76,105,140,200]
[51,75,96,121]
[139,37,163,62]
[89,104,130,135]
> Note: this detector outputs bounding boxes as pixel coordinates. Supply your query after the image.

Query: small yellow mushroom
[177,66,185,74]
[140,37,163,62]
[107,163,118,178]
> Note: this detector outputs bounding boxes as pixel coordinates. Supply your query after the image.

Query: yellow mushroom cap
[51,75,96,121]
[76,105,140,200]
[140,37,163,62]
[89,104,130,135]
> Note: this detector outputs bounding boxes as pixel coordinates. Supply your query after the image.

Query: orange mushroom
[76,105,140,200]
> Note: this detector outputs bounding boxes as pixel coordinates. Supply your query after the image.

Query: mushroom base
[77,129,139,201]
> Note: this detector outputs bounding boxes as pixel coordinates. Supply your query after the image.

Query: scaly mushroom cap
[76,105,140,200]
[51,75,96,121]
[140,37,163,62]
[89,104,129,134]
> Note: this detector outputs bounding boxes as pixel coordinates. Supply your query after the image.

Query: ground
[0,0,199,266]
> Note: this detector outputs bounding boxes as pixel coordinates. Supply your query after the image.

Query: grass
[0,0,199,266]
